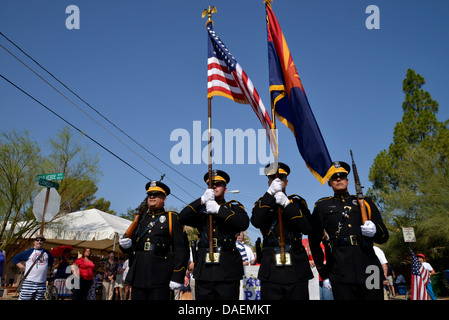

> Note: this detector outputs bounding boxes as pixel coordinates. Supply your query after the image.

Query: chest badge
[159,215,166,223]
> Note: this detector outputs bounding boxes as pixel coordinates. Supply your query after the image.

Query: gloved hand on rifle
[119,236,132,249]
[360,220,376,237]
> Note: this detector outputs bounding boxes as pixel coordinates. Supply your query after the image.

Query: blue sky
[1,0,448,243]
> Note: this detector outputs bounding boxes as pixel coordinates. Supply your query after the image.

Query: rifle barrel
[350,150,369,223]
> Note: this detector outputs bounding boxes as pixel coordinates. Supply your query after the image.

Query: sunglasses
[147,192,165,197]
[330,173,348,180]
[35,239,45,242]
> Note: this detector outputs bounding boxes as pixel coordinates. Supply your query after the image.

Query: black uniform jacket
[120,208,189,288]
[179,197,249,282]
[251,192,313,284]
[309,192,389,284]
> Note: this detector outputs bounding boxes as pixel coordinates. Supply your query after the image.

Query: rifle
[123,197,148,239]
[350,150,369,224]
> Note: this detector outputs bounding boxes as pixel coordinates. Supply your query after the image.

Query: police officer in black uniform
[251,163,313,300]
[119,181,189,300]
[309,161,389,300]
[179,170,249,300]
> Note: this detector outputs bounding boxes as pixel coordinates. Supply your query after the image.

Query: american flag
[206,24,278,156]
[411,250,431,300]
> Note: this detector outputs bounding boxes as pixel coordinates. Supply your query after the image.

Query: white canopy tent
[40,209,132,255]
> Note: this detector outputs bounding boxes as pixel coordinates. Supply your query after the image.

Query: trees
[0,130,42,249]
[0,127,110,251]
[368,69,449,267]
[41,126,101,213]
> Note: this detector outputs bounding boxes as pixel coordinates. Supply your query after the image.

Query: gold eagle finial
[202,6,217,26]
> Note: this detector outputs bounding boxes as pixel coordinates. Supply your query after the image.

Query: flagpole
[266,0,285,264]
[207,97,214,262]
[271,95,286,264]
[203,6,217,263]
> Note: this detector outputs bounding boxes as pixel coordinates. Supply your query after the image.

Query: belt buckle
[275,253,292,266]
[350,235,358,246]
[205,250,220,264]
[144,241,151,251]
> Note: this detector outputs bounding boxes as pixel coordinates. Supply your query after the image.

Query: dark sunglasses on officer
[147,192,165,198]
[330,172,348,180]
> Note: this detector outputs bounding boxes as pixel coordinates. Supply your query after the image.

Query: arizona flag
[207,23,278,157]
[266,2,336,184]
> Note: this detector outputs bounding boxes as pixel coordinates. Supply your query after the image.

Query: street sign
[36,172,64,181]
[33,187,61,225]
[38,178,60,190]
[402,227,416,243]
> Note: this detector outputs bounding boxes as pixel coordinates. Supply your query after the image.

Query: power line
[0,31,203,191]
[0,73,188,205]
[0,32,202,198]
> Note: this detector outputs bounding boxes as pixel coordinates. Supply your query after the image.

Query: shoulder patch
[226,199,245,210]
[316,196,333,203]
[288,194,308,208]
[225,199,242,206]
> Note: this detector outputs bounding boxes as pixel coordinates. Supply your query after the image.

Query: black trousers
[131,286,171,300]
[195,280,240,300]
[71,278,92,300]
[331,282,383,300]
[260,280,309,300]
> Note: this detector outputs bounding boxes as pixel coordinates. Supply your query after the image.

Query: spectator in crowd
[373,245,389,299]
[416,253,437,300]
[102,250,117,300]
[0,247,5,289]
[72,248,95,300]
[236,232,255,266]
[12,234,54,300]
[53,248,73,299]
[115,256,125,300]
[386,263,396,297]
[122,258,131,300]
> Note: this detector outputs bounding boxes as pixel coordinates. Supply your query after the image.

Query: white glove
[201,188,215,204]
[119,237,132,249]
[267,178,283,195]
[322,278,332,291]
[169,281,183,290]
[360,220,377,237]
[206,200,220,215]
[274,192,290,208]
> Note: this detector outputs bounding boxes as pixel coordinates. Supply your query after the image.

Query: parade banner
[240,266,261,300]
[239,265,320,300]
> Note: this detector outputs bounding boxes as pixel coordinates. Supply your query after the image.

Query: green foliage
[0,130,42,249]
[369,69,449,269]
[0,126,113,250]
[87,198,117,215]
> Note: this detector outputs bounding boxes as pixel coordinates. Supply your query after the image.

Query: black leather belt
[135,238,171,254]
[198,238,236,250]
[263,237,305,252]
[331,235,361,247]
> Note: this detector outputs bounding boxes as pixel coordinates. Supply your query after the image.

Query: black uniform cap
[145,180,170,196]
[332,161,351,175]
[203,169,230,185]
[264,162,290,177]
